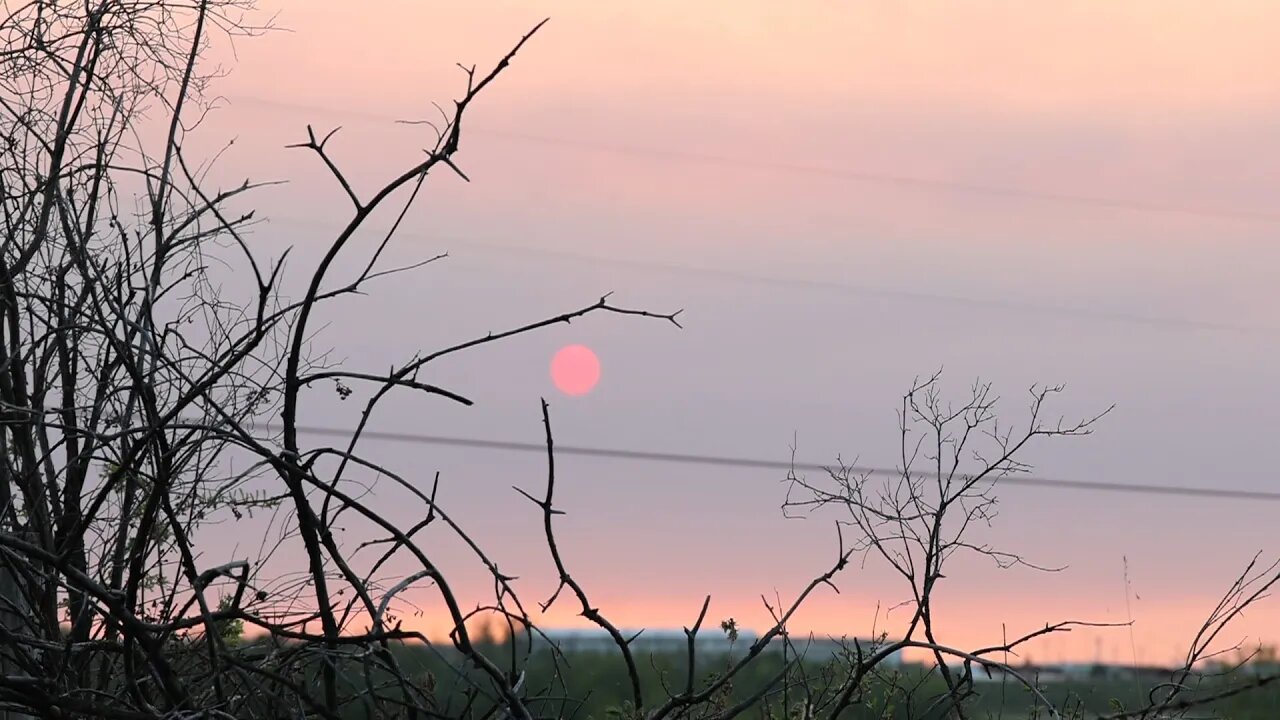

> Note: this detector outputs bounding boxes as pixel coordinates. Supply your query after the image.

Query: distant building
[536,629,903,667]
[973,662,1175,684]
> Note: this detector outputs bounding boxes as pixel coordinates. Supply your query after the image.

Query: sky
[184,1,1280,665]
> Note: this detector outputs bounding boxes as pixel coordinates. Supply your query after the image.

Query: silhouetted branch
[514,399,645,710]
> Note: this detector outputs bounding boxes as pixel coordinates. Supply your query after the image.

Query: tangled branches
[0,2,685,717]
[1,3,1275,720]
[784,375,1278,719]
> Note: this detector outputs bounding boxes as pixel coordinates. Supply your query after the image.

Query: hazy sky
[191,1,1279,663]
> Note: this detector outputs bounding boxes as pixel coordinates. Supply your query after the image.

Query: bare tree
[0,3,840,719]
[2,3,1275,720]
[783,374,1279,719]
[0,2,687,718]
[780,374,1114,719]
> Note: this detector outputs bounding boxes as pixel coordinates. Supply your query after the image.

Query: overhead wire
[228,93,1280,337]
[265,423,1280,503]
[259,213,1280,338]
[215,94,1280,503]
[227,93,1280,225]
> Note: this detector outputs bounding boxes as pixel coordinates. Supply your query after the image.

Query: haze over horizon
[191,1,1279,665]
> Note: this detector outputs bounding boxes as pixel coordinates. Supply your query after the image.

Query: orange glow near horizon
[381,588,1277,667]
[199,0,1280,673]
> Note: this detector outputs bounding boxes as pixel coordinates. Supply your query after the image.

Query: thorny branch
[0,3,1273,720]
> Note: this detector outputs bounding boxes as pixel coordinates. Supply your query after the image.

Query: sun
[551,345,601,397]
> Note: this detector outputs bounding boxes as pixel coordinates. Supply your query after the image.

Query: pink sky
[199,2,1279,664]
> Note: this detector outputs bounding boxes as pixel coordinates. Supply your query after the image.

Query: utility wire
[263,212,1280,338]
[220,95,1280,502]
[230,93,1280,226]
[236,96,1280,337]
[275,423,1280,503]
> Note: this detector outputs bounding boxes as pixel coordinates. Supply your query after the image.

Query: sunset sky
[192,1,1279,664]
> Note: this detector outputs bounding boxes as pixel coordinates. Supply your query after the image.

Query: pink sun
[551,345,601,396]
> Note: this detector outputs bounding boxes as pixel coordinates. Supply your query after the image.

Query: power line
[421,235,1280,337]
[275,423,1280,503]
[230,93,1280,337]
[261,212,1280,338]
[229,93,1280,226]
[215,95,1280,504]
